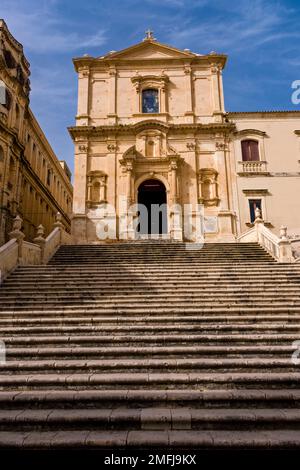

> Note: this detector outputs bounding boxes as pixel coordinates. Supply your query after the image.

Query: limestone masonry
[0,20,72,246]
[69,31,300,243]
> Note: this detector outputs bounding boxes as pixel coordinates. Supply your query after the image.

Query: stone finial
[33,224,46,264]
[255,207,261,219]
[9,215,25,241]
[12,215,22,231]
[254,207,264,224]
[279,225,288,241]
[56,212,62,223]
[34,224,45,241]
[53,212,64,230]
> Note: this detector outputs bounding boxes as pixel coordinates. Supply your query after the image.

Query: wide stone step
[2,305,300,315]
[13,264,294,273]
[2,293,300,303]
[2,307,300,317]
[1,314,299,325]
[1,287,300,296]
[3,344,296,359]
[0,372,300,389]
[2,300,300,310]
[0,388,299,408]
[0,358,297,374]
[1,322,300,334]
[1,323,300,334]
[2,429,300,448]
[0,408,300,432]
[2,332,300,345]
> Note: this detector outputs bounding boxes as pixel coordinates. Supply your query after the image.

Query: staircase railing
[0,212,72,282]
[238,208,294,263]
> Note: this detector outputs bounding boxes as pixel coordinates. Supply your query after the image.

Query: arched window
[241,139,260,161]
[142,89,159,113]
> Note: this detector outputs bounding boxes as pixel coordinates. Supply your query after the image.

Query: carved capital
[107,143,119,152]
[186,142,196,150]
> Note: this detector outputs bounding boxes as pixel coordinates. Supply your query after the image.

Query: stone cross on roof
[144,29,154,40]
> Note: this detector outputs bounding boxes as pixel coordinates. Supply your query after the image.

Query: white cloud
[165,0,298,54]
[1,0,107,53]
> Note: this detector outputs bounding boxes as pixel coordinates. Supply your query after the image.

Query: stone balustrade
[238,161,268,174]
[238,207,294,262]
[0,213,72,282]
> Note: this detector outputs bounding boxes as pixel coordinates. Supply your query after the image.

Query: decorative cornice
[68,121,235,139]
[234,129,267,137]
[131,73,169,93]
[242,189,270,195]
[229,110,300,117]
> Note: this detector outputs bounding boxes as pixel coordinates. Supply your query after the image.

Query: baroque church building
[69,31,300,243]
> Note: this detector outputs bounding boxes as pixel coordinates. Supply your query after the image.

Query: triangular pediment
[102,40,197,61]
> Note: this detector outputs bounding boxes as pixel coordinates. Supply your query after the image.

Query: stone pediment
[104,40,197,61]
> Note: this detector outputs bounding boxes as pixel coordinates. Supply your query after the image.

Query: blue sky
[1,0,300,174]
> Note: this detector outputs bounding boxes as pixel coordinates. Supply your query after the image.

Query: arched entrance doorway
[137,179,167,235]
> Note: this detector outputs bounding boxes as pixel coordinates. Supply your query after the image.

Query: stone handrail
[0,213,72,282]
[43,227,61,264]
[238,208,294,263]
[0,238,19,282]
[290,238,300,263]
[22,241,41,265]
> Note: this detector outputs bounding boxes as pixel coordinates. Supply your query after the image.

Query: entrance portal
[137,179,167,235]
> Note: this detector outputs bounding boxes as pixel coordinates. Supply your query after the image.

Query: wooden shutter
[241,140,259,161]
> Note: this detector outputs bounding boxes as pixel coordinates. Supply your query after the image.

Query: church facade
[69,31,300,243]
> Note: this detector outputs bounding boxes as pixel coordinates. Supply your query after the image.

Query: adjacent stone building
[0,20,72,246]
[69,31,300,243]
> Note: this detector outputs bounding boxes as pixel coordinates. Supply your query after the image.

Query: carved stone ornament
[87,171,107,207]
[107,143,119,152]
[186,142,196,150]
[131,73,169,93]
[198,168,220,207]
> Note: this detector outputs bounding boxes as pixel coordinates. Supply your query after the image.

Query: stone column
[126,162,133,205]
[169,159,182,240]
[170,160,178,204]
[215,137,235,241]
[87,175,93,204]
[77,67,90,126]
[184,66,194,123]
[72,143,88,243]
[210,64,222,118]
[108,68,117,124]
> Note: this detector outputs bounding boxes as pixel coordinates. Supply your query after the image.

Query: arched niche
[198,168,219,207]
[87,171,107,207]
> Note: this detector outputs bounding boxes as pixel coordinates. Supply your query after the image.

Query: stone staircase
[0,241,300,449]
